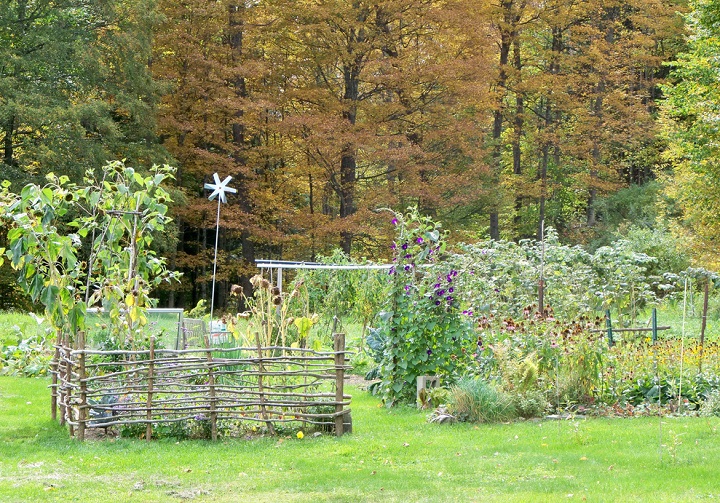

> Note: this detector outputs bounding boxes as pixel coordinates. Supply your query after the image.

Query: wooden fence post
[51,329,61,422]
[146,336,155,442]
[206,337,218,441]
[77,331,87,441]
[254,333,275,435]
[66,333,75,438]
[334,333,346,437]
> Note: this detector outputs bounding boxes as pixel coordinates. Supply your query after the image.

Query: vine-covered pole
[77,331,87,441]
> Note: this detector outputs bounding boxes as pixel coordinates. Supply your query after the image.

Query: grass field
[2,376,720,502]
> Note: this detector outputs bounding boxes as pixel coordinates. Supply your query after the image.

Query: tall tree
[0,0,165,185]
[661,0,720,267]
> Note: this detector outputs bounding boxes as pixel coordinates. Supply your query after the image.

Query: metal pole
[209,197,222,328]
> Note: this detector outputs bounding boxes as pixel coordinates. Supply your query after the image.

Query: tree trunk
[3,115,15,167]
[512,38,524,235]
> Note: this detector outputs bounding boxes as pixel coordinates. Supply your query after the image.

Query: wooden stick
[146,336,155,442]
[334,333,346,437]
[50,329,61,422]
[255,333,275,435]
[206,335,217,441]
[77,331,87,441]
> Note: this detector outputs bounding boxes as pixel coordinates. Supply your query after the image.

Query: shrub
[699,390,720,417]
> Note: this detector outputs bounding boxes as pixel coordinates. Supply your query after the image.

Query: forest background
[1,0,719,312]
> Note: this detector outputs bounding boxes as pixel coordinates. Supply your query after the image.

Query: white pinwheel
[204,173,237,203]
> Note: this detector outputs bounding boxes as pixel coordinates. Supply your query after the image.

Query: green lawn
[1,376,720,502]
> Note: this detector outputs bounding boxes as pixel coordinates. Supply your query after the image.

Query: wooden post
[700,279,709,372]
[206,336,218,441]
[77,331,87,441]
[51,329,61,422]
[66,333,75,438]
[146,336,155,442]
[254,333,275,435]
[58,332,67,427]
[334,333,346,437]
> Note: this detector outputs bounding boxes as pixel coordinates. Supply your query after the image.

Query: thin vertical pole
[334,333,346,437]
[679,279,687,413]
[77,331,87,441]
[255,333,275,435]
[206,336,218,441]
[209,198,222,329]
[146,336,155,442]
[700,279,709,372]
[605,310,614,347]
[51,328,61,421]
[538,219,545,315]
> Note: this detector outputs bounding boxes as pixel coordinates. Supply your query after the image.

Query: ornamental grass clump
[446,377,517,423]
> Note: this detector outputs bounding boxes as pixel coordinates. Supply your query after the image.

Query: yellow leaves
[125,294,135,307]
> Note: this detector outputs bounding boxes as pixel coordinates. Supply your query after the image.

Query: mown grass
[2,376,720,502]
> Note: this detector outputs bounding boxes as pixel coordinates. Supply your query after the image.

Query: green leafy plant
[376,207,474,404]
[0,161,180,347]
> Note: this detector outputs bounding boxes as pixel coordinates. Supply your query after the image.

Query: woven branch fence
[50,332,351,441]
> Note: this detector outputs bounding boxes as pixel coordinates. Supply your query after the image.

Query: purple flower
[392,218,398,225]
[452,270,458,277]
[401,243,408,250]
[389,266,396,275]
[390,242,397,250]
[434,283,441,288]
[446,296,453,302]
[437,289,445,296]
[404,254,412,259]
[462,310,468,315]
[435,300,441,306]
[404,265,411,271]
[404,285,411,292]
[427,349,433,356]
[448,287,454,293]
[417,237,424,244]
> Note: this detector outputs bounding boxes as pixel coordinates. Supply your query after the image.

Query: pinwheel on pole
[204,173,237,332]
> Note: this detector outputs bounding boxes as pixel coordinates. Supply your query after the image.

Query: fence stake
[334,333,346,437]
[66,333,75,437]
[146,336,155,442]
[77,331,87,441]
[700,279,709,372]
[51,328,61,422]
[255,333,275,435]
[205,336,218,441]
[605,310,614,347]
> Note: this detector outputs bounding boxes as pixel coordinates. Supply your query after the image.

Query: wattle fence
[50,333,351,440]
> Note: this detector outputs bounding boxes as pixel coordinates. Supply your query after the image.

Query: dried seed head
[230,284,243,296]
[237,312,251,319]
[260,279,271,290]
[272,296,282,306]
[250,275,264,288]
[271,286,281,296]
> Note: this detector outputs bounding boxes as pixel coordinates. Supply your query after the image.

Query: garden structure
[51,331,351,441]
